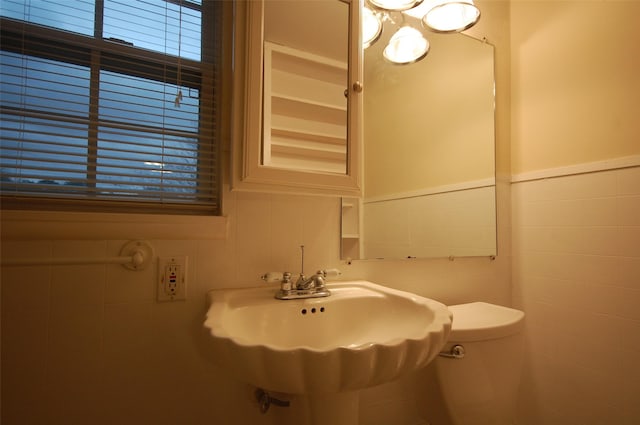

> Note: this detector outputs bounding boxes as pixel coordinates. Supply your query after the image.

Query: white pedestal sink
[204,280,452,424]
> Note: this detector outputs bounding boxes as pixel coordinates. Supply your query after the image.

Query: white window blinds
[0,0,221,215]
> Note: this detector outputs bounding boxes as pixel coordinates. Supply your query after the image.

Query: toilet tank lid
[447,302,525,342]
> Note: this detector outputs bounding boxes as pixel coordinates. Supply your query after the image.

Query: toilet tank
[446,302,525,342]
[435,302,525,425]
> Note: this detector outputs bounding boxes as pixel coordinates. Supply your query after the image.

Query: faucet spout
[263,268,339,300]
[296,273,325,291]
[263,245,340,300]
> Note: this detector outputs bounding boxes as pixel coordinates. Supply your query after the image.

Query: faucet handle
[318,268,342,278]
[261,271,292,291]
[261,272,284,283]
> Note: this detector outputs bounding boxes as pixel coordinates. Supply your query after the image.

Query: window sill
[0,210,228,241]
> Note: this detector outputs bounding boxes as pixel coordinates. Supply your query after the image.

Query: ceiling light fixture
[368,0,424,12]
[383,25,429,65]
[364,0,481,64]
[363,6,383,49]
[422,0,480,33]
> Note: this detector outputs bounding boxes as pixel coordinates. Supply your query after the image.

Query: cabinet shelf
[264,41,348,174]
[271,95,346,125]
[272,92,346,113]
[270,44,347,83]
[271,115,346,141]
[341,196,360,260]
[271,126,346,146]
[271,144,345,162]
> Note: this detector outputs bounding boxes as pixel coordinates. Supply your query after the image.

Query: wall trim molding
[0,210,228,241]
[364,177,496,204]
[511,155,640,183]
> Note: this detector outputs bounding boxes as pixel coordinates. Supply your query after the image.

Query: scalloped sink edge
[204,280,452,394]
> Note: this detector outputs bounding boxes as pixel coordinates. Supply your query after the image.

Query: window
[0,0,221,215]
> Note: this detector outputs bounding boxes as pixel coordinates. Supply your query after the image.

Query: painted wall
[510,0,640,175]
[510,0,640,423]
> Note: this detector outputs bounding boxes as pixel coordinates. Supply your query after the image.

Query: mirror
[231,0,362,197]
[341,32,496,260]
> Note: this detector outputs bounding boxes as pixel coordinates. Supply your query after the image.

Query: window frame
[0,0,222,216]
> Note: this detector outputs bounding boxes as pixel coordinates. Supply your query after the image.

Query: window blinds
[0,0,221,215]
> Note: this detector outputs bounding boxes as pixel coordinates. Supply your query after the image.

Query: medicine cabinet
[231,0,362,196]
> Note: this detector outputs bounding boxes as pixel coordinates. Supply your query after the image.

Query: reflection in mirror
[262,0,349,174]
[341,33,496,260]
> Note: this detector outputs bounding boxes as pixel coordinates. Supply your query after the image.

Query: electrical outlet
[157,256,187,302]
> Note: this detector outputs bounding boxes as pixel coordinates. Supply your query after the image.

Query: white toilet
[423,302,525,425]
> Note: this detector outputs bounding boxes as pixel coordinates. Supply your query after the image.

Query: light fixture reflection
[422,0,480,33]
[369,0,423,12]
[402,1,432,19]
[383,26,430,65]
[364,0,481,63]
[363,7,383,49]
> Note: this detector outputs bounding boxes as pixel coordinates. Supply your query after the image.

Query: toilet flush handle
[438,344,465,359]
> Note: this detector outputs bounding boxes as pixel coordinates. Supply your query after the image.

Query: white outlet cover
[157,256,187,302]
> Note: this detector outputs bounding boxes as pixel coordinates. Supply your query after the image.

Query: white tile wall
[1,185,512,425]
[0,192,342,425]
[512,166,640,425]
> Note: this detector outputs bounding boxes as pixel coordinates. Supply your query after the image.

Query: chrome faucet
[260,245,340,300]
[296,272,326,291]
[295,245,316,290]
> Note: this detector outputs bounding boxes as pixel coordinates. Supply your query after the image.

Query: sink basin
[204,280,452,395]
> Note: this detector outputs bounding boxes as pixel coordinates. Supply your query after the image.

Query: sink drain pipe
[255,388,290,414]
